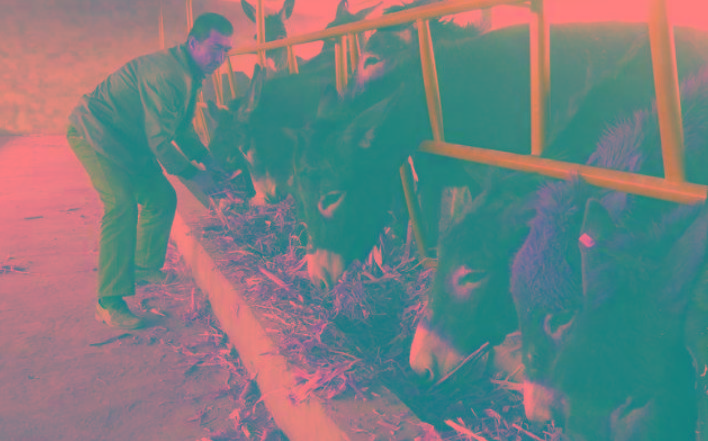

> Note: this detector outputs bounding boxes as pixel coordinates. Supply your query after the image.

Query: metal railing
[178,0,693,263]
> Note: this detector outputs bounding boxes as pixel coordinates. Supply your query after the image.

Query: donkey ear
[316,84,341,119]
[281,0,295,19]
[657,202,708,314]
[226,96,244,112]
[335,0,350,20]
[241,0,256,22]
[237,64,265,122]
[342,94,397,150]
[353,1,382,21]
[206,99,224,121]
[580,198,617,248]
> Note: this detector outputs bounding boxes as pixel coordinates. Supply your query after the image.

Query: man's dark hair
[188,13,234,41]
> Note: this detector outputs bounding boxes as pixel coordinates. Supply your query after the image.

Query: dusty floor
[0,136,281,441]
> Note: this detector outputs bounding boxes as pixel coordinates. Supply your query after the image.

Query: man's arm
[139,76,200,177]
[174,121,210,163]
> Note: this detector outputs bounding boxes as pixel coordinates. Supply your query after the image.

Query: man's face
[189,30,233,75]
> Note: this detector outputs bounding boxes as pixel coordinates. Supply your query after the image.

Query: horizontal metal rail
[229,0,529,55]
[419,140,707,205]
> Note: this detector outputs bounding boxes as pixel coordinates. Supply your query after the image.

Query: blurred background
[1,0,706,135]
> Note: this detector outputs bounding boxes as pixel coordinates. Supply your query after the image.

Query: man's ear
[186,35,196,52]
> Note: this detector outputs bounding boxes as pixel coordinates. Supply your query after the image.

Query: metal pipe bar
[417,19,444,142]
[401,18,443,259]
[529,0,549,156]
[195,92,211,145]
[348,33,360,74]
[400,162,431,260]
[419,140,707,204]
[230,0,528,55]
[256,0,267,67]
[226,57,237,100]
[334,36,349,93]
[648,0,685,182]
[211,69,223,108]
[186,0,193,30]
[159,0,165,50]
[286,45,299,74]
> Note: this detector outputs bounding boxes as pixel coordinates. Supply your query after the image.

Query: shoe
[95,297,143,330]
[135,268,177,286]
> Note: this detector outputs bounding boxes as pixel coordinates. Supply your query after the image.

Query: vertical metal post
[335,35,348,94]
[348,32,360,74]
[158,0,165,50]
[186,0,193,29]
[400,18,445,260]
[256,0,267,67]
[195,92,211,145]
[400,161,430,261]
[417,19,444,142]
[212,69,223,108]
[648,0,685,182]
[287,45,299,74]
[529,0,549,156]
[226,57,237,100]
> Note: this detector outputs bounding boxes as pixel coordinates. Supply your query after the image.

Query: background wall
[1,0,706,135]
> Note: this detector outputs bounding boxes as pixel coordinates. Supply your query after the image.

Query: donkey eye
[449,266,488,300]
[459,270,487,286]
[543,312,575,341]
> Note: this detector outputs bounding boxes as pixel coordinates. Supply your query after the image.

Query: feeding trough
[167,174,441,441]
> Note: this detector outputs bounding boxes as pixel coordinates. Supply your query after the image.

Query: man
[67,13,234,330]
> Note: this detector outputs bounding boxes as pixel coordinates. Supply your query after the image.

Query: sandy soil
[0,136,283,441]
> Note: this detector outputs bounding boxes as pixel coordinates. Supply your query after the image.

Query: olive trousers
[66,125,177,299]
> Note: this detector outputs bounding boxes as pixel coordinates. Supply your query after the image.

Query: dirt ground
[0,136,282,440]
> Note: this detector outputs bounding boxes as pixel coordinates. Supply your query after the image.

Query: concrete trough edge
[167,175,438,441]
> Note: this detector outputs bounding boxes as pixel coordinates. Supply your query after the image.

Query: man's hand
[189,169,219,196]
[200,153,228,181]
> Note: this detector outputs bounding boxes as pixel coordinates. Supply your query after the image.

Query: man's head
[187,13,234,75]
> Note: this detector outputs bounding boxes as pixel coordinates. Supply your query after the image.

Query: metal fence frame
[176,0,693,262]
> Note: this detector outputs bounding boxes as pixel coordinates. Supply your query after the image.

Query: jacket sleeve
[139,74,198,176]
[174,121,210,163]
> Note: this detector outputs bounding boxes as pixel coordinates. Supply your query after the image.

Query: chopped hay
[1,256,29,274]
[192,188,563,440]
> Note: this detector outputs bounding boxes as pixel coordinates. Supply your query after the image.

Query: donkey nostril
[310,271,331,292]
[414,368,435,387]
[422,368,434,382]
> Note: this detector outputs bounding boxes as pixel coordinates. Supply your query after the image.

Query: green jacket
[69,44,209,177]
